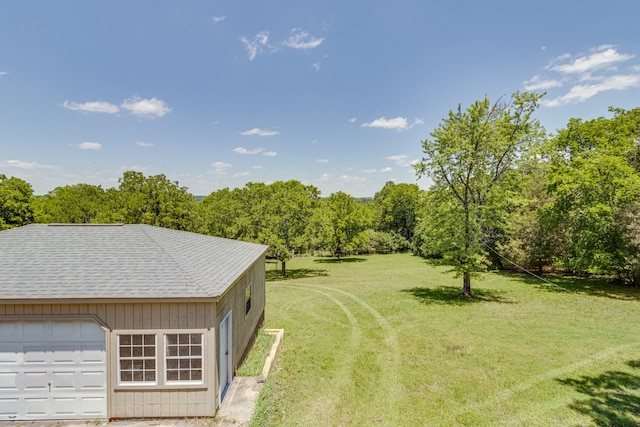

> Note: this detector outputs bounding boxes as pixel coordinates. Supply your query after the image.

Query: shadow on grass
[313,257,367,264]
[266,268,329,282]
[495,270,640,301]
[557,362,640,426]
[402,286,516,305]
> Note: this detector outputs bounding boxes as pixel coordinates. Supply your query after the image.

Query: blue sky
[2,1,640,197]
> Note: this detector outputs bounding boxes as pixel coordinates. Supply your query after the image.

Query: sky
[2,1,640,197]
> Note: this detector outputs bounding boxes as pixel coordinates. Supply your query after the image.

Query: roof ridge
[138,225,215,297]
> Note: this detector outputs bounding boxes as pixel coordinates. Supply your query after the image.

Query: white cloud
[527,45,640,108]
[240,31,273,61]
[315,158,329,164]
[349,117,357,123]
[283,28,324,50]
[312,62,321,71]
[241,128,280,137]
[63,100,120,114]
[542,73,640,107]
[0,71,9,78]
[340,175,367,183]
[121,97,171,118]
[386,154,410,166]
[135,141,154,147]
[549,45,634,75]
[1,159,59,170]
[523,75,563,91]
[234,147,263,155]
[212,161,232,175]
[362,169,377,173]
[253,165,263,169]
[362,116,422,131]
[263,151,277,157]
[381,167,393,173]
[234,171,250,177]
[212,16,225,23]
[78,142,102,150]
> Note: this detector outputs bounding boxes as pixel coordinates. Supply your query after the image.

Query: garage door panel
[0,320,106,420]
[23,345,48,364]
[0,372,18,390]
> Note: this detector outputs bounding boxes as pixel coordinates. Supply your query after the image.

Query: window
[118,334,156,384]
[165,333,203,383]
[245,283,252,315]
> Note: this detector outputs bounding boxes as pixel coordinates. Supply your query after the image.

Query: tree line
[2,92,639,290]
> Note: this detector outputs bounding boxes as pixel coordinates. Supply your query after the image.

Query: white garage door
[0,319,107,421]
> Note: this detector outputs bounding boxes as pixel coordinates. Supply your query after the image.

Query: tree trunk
[462,271,472,297]
[281,260,286,276]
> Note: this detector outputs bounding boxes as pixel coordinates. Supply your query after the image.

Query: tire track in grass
[453,340,640,422]
[294,283,403,423]
[276,284,363,424]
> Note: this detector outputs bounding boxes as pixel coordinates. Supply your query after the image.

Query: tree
[414,92,544,297]
[0,174,34,230]
[373,181,422,243]
[317,191,373,259]
[110,171,198,231]
[252,181,320,275]
[545,107,640,282]
[33,183,107,224]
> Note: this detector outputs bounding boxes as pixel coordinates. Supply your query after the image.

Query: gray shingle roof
[0,224,268,300]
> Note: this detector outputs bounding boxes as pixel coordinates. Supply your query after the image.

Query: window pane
[133,359,144,370]
[166,334,177,345]
[145,359,155,370]
[144,346,155,357]
[120,347,131,358]
[166,345,177,357]
[144,335,155,345]
[120,335,131,346]
[167,370,178,381]
[191,345,202,356]
[180,370,190,380]
[192,359,202,369]
[132,347,142,357]
[121,371,132,382]
[121,360,132,370]
[179,334,190,345]
[133,371,144,382]
[167,359,179,370]
[191,334,202,345]
[132,335,142,345]
[145,372,156,382]
[179,346,189,357]
[192,370,202,381]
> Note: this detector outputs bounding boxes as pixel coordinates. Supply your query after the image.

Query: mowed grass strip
[253,254,640,427]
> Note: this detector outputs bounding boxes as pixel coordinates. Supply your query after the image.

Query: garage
[0,319,107,421]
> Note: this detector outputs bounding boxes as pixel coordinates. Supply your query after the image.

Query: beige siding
[0,302,217,418]
[216,256,266,378]
[0,256,266,419]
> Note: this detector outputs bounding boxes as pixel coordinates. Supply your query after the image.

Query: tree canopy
[414,92,544,296]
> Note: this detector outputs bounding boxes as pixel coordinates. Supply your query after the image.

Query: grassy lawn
[252,253,640,426]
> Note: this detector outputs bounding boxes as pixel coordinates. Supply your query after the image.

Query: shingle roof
[0,224,268,300]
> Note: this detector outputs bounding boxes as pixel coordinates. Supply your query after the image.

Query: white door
[0,319,107,420]
[219,311,232,402]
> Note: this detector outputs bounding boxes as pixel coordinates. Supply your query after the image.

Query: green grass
[237,327,276,377]
[252,253,640,427]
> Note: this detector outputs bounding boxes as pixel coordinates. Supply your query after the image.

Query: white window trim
[164,332,205,385]
[117,333,158,386]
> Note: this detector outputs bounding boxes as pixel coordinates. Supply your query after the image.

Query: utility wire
[484,243,570,292]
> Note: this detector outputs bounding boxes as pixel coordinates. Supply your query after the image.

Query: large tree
[0,174,34,230]
[373,181,422,243]
[33,183,107,224]
[545,107,640,282]
[110,171,198,231]
[414,92,544,297]
[315,191,373,259]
